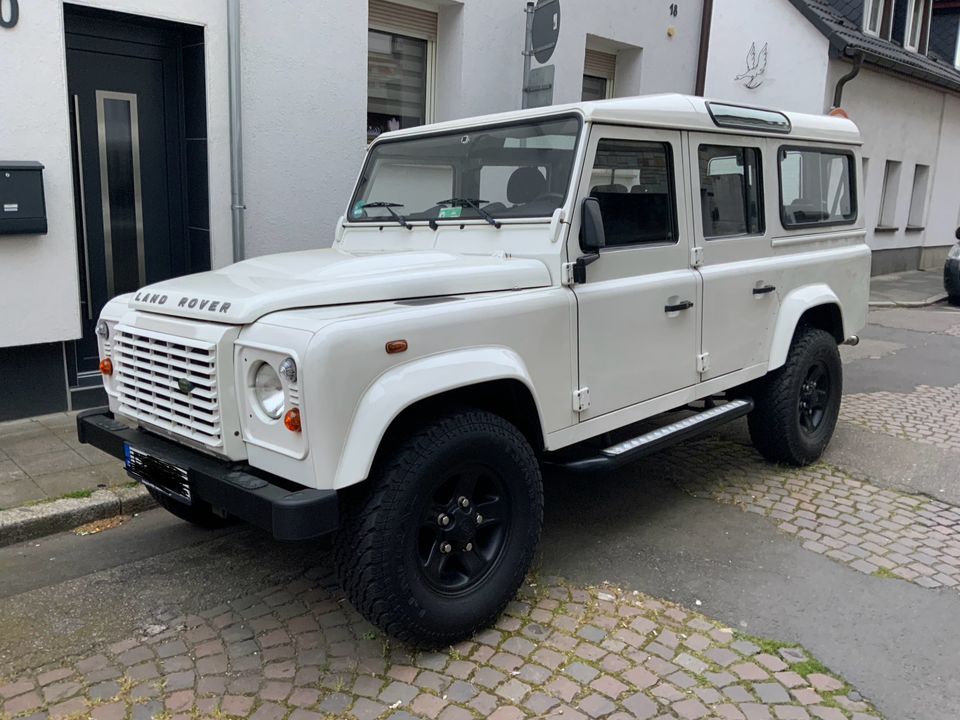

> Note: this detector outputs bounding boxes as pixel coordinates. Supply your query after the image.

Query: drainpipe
[832,50,863,109]
[227,0,246,262]
[695,0,713,96]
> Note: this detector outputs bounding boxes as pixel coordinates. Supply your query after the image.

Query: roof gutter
[228,0,246,262]
[832,51,864,108]
[695,0,714,95]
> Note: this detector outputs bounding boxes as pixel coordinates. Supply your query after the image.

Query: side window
[588,139,677,247]
[697,145,763,238]
[779,147,857,227]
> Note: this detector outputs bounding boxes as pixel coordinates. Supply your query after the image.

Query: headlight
[253,363,284,419]
[949,244,960,260]
[96,320,110,339]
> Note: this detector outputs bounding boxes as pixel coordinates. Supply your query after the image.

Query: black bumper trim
[77,409,338,541]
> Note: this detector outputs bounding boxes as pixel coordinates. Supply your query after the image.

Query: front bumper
[77,409,338,541]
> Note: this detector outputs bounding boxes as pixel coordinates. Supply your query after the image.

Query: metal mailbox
[0,162,47,235]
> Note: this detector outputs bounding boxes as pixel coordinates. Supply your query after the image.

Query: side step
[546,398,754,474]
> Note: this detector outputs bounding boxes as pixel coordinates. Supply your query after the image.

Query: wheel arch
[333,348,546,490]
[768,285,845,371]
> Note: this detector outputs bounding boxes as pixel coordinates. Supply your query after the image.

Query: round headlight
[96,320,110,339]
[253,363,284,419]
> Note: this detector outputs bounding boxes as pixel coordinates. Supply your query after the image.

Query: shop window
[778,147,856,228]
[698,145,763,238]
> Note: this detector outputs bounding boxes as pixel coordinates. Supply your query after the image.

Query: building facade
[702,0,960,275]
[0,0,705,420]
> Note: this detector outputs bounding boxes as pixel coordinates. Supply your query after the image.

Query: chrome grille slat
[113,328,223,448]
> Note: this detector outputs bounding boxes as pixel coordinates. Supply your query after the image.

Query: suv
[79,95,869,646]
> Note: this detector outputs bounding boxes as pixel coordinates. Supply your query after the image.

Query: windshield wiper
[436,198,502,229]
[360,201,412,229]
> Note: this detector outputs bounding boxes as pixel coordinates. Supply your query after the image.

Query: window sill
[874,226,900,233]
[905,225,925,232]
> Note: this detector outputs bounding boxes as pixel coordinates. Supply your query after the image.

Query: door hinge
[561,262,576,286]
[690,246,704,268]
[697,352,710,374]
[573,387,591,412]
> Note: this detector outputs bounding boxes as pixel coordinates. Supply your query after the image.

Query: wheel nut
[459,496,470,509]
[476,514,483,524]
[465,542,473,552]
[438,514,450,526]
[440,542,452,554]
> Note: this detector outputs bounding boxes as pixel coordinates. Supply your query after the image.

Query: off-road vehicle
[79,94,869,646]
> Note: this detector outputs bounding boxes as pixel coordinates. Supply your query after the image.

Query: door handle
[753,285,777,295]
[71,94,95,320]
[664,300,694,313]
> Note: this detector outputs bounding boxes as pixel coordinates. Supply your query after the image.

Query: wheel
[145,486,231,528]
[748,327,842,466]
[334,409,543,647]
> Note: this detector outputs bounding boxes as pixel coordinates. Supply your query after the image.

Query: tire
[334,409,543,647]
[748,326,842,466]
[146,486,232,528]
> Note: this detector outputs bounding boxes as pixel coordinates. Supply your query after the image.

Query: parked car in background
[945,228,960,306]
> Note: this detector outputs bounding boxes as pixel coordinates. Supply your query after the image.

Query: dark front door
[66,10,193,379]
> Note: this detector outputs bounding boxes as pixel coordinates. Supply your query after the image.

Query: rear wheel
[748,327,842,466]
[334,409,543,647]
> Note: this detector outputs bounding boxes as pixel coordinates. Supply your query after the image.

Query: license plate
[124,443,192,505]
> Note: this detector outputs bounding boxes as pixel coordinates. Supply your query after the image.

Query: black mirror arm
[573,252,600,284]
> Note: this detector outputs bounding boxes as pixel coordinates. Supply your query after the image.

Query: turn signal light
[829,107,850,119]
[284,408,302,432]
[99,358,113,376]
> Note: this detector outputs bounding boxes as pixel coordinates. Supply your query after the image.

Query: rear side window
[587,139,677,247]
[779,147,856,228]
[698,145,763,238]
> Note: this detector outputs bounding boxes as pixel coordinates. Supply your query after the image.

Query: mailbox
[0,162,47,235]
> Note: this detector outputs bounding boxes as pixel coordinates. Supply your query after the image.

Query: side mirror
[580,197,606,253]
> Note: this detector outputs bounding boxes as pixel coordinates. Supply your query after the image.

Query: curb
[868,292,948,308]
[0,485,156,548]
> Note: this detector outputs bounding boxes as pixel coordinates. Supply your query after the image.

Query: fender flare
[333,347,545,489]
[767,284,844,370]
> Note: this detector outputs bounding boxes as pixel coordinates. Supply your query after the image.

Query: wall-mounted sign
[531,0,560,64]
[735,41,768,89]
[0,0,19,29]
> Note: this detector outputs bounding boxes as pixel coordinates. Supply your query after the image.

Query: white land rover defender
[79,95,869,646]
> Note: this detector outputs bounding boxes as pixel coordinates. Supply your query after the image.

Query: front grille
[113,327,222,448]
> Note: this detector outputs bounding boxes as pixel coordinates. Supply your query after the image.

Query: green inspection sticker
[352,201,365,218]
[438,206,462,219]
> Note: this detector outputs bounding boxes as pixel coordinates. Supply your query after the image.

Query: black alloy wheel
[798,361,831,434]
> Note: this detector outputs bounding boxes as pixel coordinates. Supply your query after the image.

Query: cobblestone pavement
[0,569,882,720]
[656,438,960,591]
[839,384,960,453]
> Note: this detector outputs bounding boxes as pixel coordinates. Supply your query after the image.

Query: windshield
[349,116,581,224]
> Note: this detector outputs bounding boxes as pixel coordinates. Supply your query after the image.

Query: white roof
[381,93,862,146]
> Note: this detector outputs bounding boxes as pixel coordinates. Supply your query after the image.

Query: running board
[546,398,754,474]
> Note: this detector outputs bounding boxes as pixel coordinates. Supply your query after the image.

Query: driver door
[571,125,701,420]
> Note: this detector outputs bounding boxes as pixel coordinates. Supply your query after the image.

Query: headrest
[507,166,547,204]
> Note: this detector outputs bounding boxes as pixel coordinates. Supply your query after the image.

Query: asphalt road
[1,303,958,719]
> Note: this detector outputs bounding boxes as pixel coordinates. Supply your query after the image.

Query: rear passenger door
[688,135,781,379]
[572,125,700,419]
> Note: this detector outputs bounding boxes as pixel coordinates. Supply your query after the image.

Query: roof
[788,0,960,93]
[380,94,862,146]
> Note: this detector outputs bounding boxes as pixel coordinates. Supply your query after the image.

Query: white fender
[767,284,844,370]
[333,347,545,489]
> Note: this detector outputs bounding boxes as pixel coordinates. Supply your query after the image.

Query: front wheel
[748,327,842,466]
[334,409,543,647]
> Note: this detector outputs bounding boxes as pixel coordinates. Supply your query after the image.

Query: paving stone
[579,692,617,717]
[565,661,600,683]
[621,691,659,719]
[754,682,792,704]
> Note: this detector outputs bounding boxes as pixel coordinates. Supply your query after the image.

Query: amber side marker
[386,339,408,354]
[828,107,850,119]
[284,408,302,432]
[99,358,113,376]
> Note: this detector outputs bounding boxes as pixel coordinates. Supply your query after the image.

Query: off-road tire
[146,486,231,528]
[748,326,842,466]
[334,409,543,647]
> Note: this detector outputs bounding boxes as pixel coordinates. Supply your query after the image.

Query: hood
[127,249,551,324]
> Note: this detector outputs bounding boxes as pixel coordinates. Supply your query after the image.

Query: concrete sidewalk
[869,268,947,306]
[0,411,125,510]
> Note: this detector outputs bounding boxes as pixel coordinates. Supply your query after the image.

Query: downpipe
[228,0,246,262]
[832,51,863,109]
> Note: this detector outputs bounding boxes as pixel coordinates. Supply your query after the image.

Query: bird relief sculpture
[735,42,768,89]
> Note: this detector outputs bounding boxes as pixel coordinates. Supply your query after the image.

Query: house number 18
[669,3,678,17]
[0,0,19,29]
